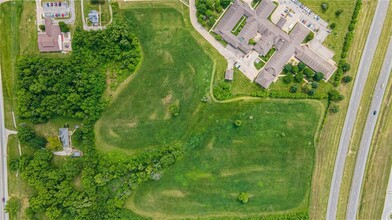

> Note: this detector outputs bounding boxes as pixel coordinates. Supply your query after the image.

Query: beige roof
[38,18,61,52]
[225,69,234,81]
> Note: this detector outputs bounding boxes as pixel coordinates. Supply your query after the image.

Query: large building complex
[213,0,336,88]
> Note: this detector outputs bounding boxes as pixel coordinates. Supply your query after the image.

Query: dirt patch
[161,92,173,105]
[161,190,186,198]
[206,137,215,150]
[149,111,158,120]
[109,128,120,138]
[220,167,264,177]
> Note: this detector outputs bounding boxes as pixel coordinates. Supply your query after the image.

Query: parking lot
[42,1,71,19]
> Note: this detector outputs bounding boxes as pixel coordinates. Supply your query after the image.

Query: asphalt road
[346,36,392,219]
[326,1,390,219]
[0,64,9,220]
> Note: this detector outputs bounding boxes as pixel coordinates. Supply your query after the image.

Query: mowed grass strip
[308,1,378,219]
[95,3,323,218]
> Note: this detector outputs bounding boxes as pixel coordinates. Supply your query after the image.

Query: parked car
[373,111,377,115]
[59,2,62,6]
[51,2,53,6]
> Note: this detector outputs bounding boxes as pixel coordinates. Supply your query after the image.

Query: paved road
[326,1,390,219]
[188,0,237,68]
[346,36,392,219]
[0,63,9,220]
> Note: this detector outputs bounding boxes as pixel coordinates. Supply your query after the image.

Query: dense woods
[14,3,183,219]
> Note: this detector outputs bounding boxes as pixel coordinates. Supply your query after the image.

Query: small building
[38,18,62,52]
[59,128,70,148]
[225,69,234,81]
[88,10,99,26]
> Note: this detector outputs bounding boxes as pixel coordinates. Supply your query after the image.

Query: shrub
[339,61,351,72]
[330,23,336,29]
[335,9,343,17]
[58,22,69,33]
[342,75,353,83]
[234,120,242,127]
[308,88,316,96]
[313,72,324,82]
[169,105,180,117]
[290,84,299,93]
[248,39,256,45]
[283,74,294,84]
[311,82,318,89]
[292,65,299,74]
[321,2,329,12]
[330,105,340,113]
[303,32,314,43]
[5,198,20,214]
[39,24,45,31]
[328,89,344,102]
[237,192,249,204]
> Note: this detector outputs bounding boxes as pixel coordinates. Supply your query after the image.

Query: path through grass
[95,3,324,218]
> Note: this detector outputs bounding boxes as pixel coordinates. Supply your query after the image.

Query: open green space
[300,0,356,61]
[95,3,324,218]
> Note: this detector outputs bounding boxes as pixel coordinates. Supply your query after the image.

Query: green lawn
[95,3,323,218]
[300,0,356,61]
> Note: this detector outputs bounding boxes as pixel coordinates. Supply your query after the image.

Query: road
[0,63,9,220]
[188,0,237,69]
[326,0,390,219]
[346,37,392,219]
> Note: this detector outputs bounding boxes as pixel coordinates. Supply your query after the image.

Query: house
[38,18,62,52]
[225,69,234,81]
[88,10,99,26]
[213,0,337,88]
[59,128,70,148]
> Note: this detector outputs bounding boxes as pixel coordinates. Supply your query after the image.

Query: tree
[5,198,20,214]
[39,25,45,32]
[237,192,249,204]
[283,64,293,73]
[328,89,345,101]
[292,65,299,73]
[58,22,69,32]
[311,82,318,89]
[339,61,351,72]
[313,72,324,82]
[308,88,316,96]
[47,136,63,151]
[342,76,353,83]
[290,84,299,93]
[220,0,232,8]
[303,67,314,78]
[329,23,336,29]
[91,0,105,4]
[283,73,293,84]
[298,62,306,71]
[330,105,340,113]
[335,9,343,17]
[321,2,329,12]
[17,126,47,149]
[294,72,304,82]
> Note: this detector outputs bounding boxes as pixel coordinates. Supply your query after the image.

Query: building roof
[59,128,69,148]
[88,10,99,24]
[214,0,336,88]
[225,69,234,81]
[38,18,61,52]
[295,45,336,80]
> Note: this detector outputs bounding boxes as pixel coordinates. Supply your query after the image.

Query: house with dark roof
[38,18,62,52]
[213,0,337,88]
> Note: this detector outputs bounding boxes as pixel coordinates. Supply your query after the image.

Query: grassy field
[95,2,324,218]
[300,0,356,61]
[307,1,378,219]
[7,135,36,220]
